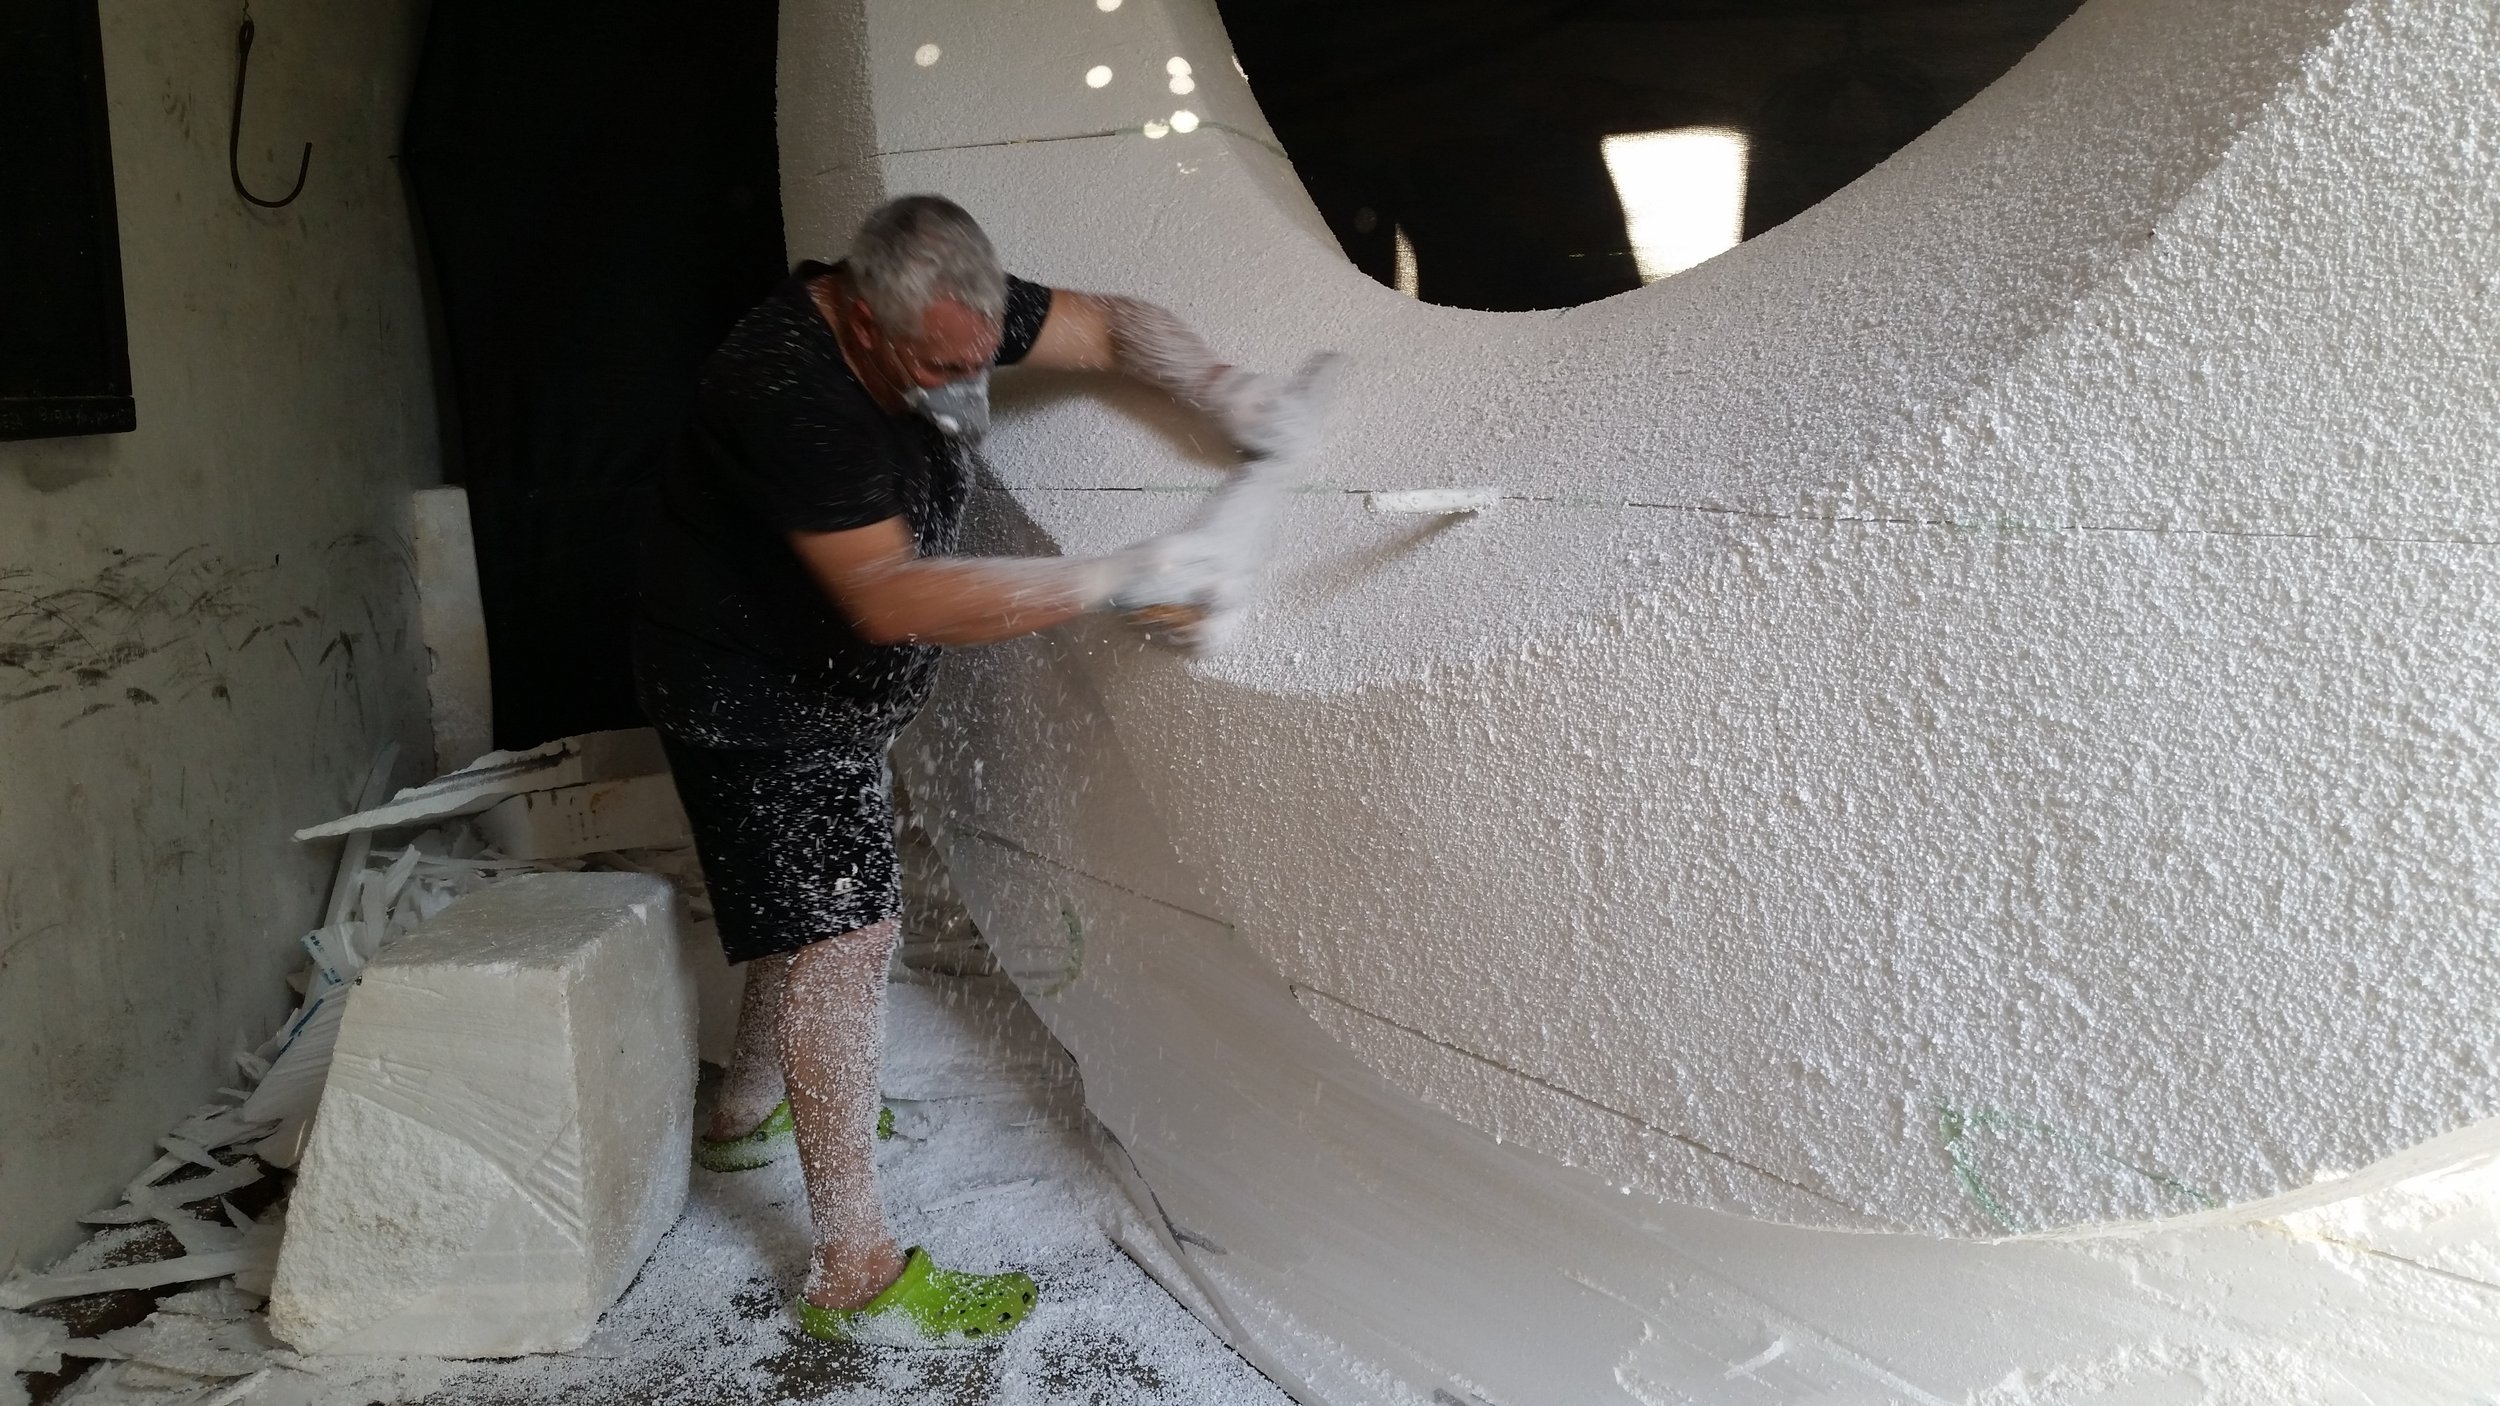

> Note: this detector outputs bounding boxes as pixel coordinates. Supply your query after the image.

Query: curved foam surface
[781,0,2500,1393]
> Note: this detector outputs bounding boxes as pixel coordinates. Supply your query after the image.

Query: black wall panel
[404,1,785,749]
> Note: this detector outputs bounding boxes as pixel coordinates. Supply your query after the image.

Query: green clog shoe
[694,1099,795,1172]
[796,1246,1038,1346]
[695,1101,897,1173]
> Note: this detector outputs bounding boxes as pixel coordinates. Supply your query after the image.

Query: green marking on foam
[1940,1105,2025,1233]
[1038,899,1087,997]
[1938,1101,2220,1235]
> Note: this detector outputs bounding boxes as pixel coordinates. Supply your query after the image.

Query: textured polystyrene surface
[269,874,697,1357]
[790,0,2500,1238]
[913,610,2500,1404]
[774,0,2500,1393]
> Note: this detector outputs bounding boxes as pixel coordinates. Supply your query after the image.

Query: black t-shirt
[633,260,1054,745]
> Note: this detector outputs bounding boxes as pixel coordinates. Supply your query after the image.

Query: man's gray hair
[849,195,1006,336]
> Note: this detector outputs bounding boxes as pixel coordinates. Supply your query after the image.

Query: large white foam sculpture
[784,0,2500,1396]
[269,874,696,1356]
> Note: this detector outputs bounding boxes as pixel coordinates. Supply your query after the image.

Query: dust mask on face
[905,371,992,442]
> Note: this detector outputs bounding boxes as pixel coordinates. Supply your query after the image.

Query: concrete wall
[0,0,435,1270]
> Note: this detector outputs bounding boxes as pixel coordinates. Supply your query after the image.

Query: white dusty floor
[28,971,1292,1406]
[414,972,1290,1406]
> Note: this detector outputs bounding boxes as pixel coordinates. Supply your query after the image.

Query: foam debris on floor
[7,813,1290,1404]
[361,972,1292,1406]
[8,971,1290,1405]
[4,735,708,1402]
[0,821,582,1406]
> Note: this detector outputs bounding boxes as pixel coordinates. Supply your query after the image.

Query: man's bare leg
[704,952,791,1140]
[782,918,910,1311]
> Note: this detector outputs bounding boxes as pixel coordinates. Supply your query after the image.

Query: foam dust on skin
[707,955,791,1138]
[775,919,914,1309]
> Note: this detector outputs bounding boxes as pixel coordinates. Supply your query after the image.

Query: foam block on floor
[268,873,697,1357]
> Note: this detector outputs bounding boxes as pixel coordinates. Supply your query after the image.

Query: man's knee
[792,917,900,973]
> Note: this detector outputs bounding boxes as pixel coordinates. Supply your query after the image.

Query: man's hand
[1094,358,1339,655]
[819,284,1339,655]
[1203,354,1340,461]
[1092,530,1240,651]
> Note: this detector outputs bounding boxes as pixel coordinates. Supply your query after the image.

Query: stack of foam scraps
[4,1286,283,1406]
[1,1310,69,1406]
[0,827,557,1401]
[292,728,669,844]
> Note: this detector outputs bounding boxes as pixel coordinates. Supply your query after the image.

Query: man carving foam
[632,194,1333,1345]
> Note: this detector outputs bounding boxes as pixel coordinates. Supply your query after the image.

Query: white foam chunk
[1365,487,1501,516]
[268,873,696,1357]
[412,487,495,777]
[475,774,692,860]
[293,728,668,841]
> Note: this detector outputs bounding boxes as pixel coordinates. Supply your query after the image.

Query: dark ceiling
[1220,0,2085,310]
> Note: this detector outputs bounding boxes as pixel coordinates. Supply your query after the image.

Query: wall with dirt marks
[0,0,436,1270]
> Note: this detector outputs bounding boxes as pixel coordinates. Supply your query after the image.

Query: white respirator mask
[905,372,992,442]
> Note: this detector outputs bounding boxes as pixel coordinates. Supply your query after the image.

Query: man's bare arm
[1016,289,1119,373]
[1020,289,1220,392]
[790,517,1114,648]
[1018,291,1316,459]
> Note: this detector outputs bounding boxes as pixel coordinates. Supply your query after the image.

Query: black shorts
[659,732,902,965]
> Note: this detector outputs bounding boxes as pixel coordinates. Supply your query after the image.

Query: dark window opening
[0,0,135,440]
[1222,0,2086,311]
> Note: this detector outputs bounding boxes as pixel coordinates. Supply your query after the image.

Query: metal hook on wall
[230,8,311,208]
